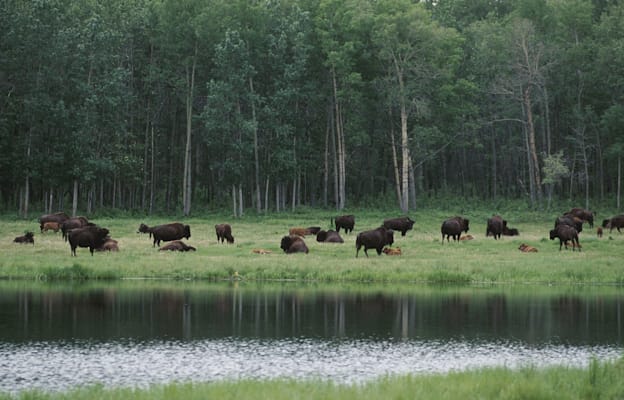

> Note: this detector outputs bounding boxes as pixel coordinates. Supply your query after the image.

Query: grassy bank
[1,209,623,284]
[3,357,623,400]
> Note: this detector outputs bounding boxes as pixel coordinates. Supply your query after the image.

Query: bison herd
[9,207,621,257]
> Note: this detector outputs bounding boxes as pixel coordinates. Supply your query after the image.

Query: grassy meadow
[1,208,623,284]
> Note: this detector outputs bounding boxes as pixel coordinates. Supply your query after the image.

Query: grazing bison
[61,216,91,241]
[383,217,415,236]
[316,229,344,243]
[555,215,583,234]
[39,212,69,232]
[280,235,309,254]
[486,215,504,240]
[142,223,191,247]
[518,243,538,252]
[565,207,595,228]
[550,224,581,251]
[382,246,402,256]
[96,238,119,252]
[441,216,470,243]
[137,223,152,237]
[332,215,355,234]
[355,227,394,258]
[159,240,196,252]
[215,223,234,244]
[602,215,624,233]
[42,221,61,233]
[68,226,109,256]
[14,232,34,245]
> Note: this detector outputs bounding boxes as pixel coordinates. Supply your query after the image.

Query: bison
[67,226,110,256]
[355,227,394,258]
[550,224,581,251]
[288,227,308,237]
[382,246,402,256]
[137,223,152,237]
[61,216,91,241]
[42,221,61,233]
[555,215,583,234]
[14,232,34,245]
[565,207,595,228]
[159,240,196,252]
[39,212,69,232]
[280,235,309,254]
[215,223,234,244]
[597,227,603,238]
[332,215,355,234]
[383,217,415,237]
[441,216,470,243]
[316,229,344,243]
[602,215,624,233]
[141,222,191,247]
[96,238,119,252]
[502,226,519,236]
[486,215,504,240]
[518,243,538,252]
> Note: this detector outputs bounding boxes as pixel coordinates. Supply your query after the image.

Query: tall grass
[1,209,623,284]
[3,357,623,400]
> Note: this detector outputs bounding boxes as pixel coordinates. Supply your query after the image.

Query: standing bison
[215,223,234,244]
[602,215,624,233]
[486,215,504,240]
[61,216,91,241]
[550,224,581,251]
[565,208,595,228]
[555,215,583,234]
[441,216,470,243]
[140,222,191,247]
[316,230,344,243]
[355,227,394,257]
[39,212,69,233]
[280,235,309,254]
[332,215,355,234]
[383,217,414,236]
[67,226,110,256]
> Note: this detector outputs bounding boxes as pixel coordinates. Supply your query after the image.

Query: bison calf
[518,243,538,253]
[382,246,402,256]
[14,232,34,245]
[96,238,119,252]
[356,227,394,258]
[42,222,61,233]
[280,235,309,254]
[215,223,235,244]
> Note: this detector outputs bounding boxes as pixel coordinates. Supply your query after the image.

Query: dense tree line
[1,0,623,217]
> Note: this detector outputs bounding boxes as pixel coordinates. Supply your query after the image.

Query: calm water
[0,281,622,393]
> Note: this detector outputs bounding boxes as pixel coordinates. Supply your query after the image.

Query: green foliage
[542,151,569,185]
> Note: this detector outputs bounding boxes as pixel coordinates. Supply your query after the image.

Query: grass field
[1,208,623,284]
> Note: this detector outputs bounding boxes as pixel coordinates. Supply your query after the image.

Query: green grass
[1,208,623,284]
[3,357,623,400]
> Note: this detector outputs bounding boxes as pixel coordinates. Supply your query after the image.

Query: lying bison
[355,227,394,258]
[14,232,34,245]
[502,226,519,236]
[39,212,69,232]
[565,207,595,228]
[316,229,344,243]
[141,222,191,247]
[332,215,355,234]
[96,238,119,252]
[280,235,309,254]
[383,216,414,236]
[68,226,109,256]
[550,224,580,251]
[441,216,470,243]
[602,215,624,233]
[486,215,504,240]
[215,223,234,244]
[159,240,196,252]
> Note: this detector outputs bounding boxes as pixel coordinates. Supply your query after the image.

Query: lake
[0,281,622,393]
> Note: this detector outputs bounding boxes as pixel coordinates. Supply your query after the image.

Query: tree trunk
[331,67,346,210]
[323,114,330,207]
[182,43,197,216]
[72,179,79,217]
[249,77,261,213]
[408,156,417,210]
[264,177,270,213]
[523,86,542,206]
[149,125,155,215]
[618,156,621,210]
[238,184,243,217]
[232,184,237,217]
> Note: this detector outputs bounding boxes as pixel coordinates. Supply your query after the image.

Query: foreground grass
[4,358,623,400]
[1,208,624,284]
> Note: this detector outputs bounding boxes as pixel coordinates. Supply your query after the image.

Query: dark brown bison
[316,229,344,243]
[305,226,322,235]
[502,226,519,236]
[565,207,595,228]
[555,215,583,234]
[142,223,191,247]
[39,212,69,232]
[383,217,415,236]
[159,240,196,252]
[355,227,394,257]
[332,215,355,234]
[42,221,61,233]
[280,235,309,254]
[215,223,234,244]
[550,224,580,251]
[486,215,504,240]
[68,226,110,256]
[96,238,119,252]
[518,243,538,252]
[14,232,34,245]
[61,216,91,241]
[441,216,470,243]
[602,215,624,233]
[137,223,152,237]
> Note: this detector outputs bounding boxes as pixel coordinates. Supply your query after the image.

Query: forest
[1,0,623,217]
